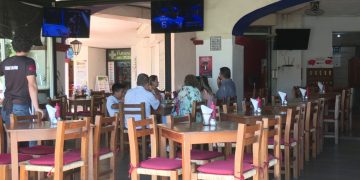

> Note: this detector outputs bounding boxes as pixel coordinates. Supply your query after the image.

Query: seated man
[106,83,127,117]
[124,73,160,127]
[216,67,237,101]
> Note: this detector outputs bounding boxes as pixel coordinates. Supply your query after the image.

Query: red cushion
[176,149,223,160]
[268,137,296,145]
[19,145,55,155]
[139,157,182,170]
[29,150,81,166]
[0,154,33,164]
[197,160,254,175]
[227,153,275,163]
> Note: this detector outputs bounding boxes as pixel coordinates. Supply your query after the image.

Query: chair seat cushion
[29,150,81,166]
[0,154,33,164]
[268,137,296,145]
[139,157,182,170]
[176,149,223,160]
[227,153,275,163]
[19,145,55,155]
[197,160,254,175]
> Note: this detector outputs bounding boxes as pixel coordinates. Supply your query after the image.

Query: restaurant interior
[0,0,360,179]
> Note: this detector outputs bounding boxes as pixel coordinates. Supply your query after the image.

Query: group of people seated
[106,66,237,124]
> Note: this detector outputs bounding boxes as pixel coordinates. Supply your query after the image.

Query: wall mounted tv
[42,7,91,38]
[273,29,311,50]
[151,0,204,33]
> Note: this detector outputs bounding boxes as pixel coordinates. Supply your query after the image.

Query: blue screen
[42,8,90,38]
[151,0,204,33]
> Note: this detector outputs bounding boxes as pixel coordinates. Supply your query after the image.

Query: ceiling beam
[54,0,149,8]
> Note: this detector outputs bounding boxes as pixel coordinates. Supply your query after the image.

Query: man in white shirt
[124,73,160,127]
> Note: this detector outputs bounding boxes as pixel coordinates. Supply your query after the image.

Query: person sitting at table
[149,75,161,98]
[106,83,127,117]
[124,73,160,127]
[175,74,202,121]
[198,76,215,107]
[216,66,237,101]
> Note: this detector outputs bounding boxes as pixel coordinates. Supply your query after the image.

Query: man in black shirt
[0,36,44,124]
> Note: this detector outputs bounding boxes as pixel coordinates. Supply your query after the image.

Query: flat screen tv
[273,29,311,50]
[151,0,204,33]
[42,7,91,38]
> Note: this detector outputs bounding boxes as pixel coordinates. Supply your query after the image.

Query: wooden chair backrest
[304,101,312,131]
[233,121,263,178]
[222,103,238,114]
[91,90,105,96]
[10,112,42,127]
[317,98,325,125]
[191,101,207,122]
[305,101,319,131]
[349,88,354,111]
[94,115,118,158]
[117,102,146,130]
[166,115,191,128]
[271,96,281,106]
[75,94,87,99]
[91,95,106,117]
[127,115,158,166]
[219,113,261,124]
[216,96,237,106]
[261,116,281,167]
[54,118,90,178]
[284,108,297,144]
[296,104,306,141]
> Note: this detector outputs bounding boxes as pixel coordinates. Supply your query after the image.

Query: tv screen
[42,7,91,38]
[151,0,204,33]
[273,29,311,50]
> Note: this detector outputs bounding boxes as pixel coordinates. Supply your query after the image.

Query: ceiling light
[337,34,341,38]
[70,39,82,55]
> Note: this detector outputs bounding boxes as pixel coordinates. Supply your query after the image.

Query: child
[106,83,127,117]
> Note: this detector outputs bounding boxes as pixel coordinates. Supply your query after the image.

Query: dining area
[0,75,356,180]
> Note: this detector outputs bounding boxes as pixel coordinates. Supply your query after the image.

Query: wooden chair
[166,115,224,165]
[117,102,146,160]
[317,98,325,154]
[0,116,33,180]
[128,115,182,180]
[262,116,282,180]
[191,101,207,122]
[304,101,319,161]
[9,113,55,156]
[91,90,105,96]
[192,122,263,180]
[271,95,281,106]
[77,95,106,120]
[323,95,341,144]
[270,108,298,180]
[349,88,354,134]
[296,104,306,174]
[222,103,238,114]
[93,115,118,180]
[20,118,91,180]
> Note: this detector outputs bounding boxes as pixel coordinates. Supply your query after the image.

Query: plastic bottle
[210,101,217,119]
[55,103,61,119]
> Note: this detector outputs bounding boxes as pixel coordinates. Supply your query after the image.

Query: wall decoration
[210,36,221,51]
[106,48,131,87]
[199,56,212,77]
[307,57,333,68]
[95,76,110,92]
[108,61,115,85]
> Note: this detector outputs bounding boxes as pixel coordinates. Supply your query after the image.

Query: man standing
[124,73,160,127]
[216,67,237,100]
[0,36,44,124]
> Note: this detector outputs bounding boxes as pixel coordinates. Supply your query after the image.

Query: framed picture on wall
[199,56,212,77]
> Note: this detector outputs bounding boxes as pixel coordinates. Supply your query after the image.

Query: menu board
[95,76,110,92]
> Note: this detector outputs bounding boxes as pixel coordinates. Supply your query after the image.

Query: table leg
[159,130,166,158]
[10,133,19,180]
[182,136,191,180]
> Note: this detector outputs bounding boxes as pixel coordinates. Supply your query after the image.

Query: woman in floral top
[174,74,202,120]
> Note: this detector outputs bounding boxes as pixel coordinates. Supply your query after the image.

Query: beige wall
[171,32,197,91]
[88,47,106,90]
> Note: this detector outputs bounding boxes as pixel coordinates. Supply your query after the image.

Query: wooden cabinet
[349,57,360,87]
[306,68,334,87]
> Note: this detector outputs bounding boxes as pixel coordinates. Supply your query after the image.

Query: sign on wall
[210,36,221,51]
[199,56,213,78]
[95,76,110,92]
[108,61,115,85]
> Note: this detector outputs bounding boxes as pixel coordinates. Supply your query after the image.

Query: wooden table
[158,121,239,180]
[68,97,92,117]
[5,121,94,180]
[222,109,285,123]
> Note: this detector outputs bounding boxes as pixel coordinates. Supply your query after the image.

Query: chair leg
[142,136,146,160]
[293,146,299,179]
[312,132,317,159]
[335,121,339,144]
[151,175,157,180]
[120,131,125,159]
[284,147,290,180]
[0,165,9,180]
[110,156,117,180]
[170,171,178,180]
[305,132,310,161]
[131,170,140,180]
[19,165,28,180]
[274,160,281,180]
